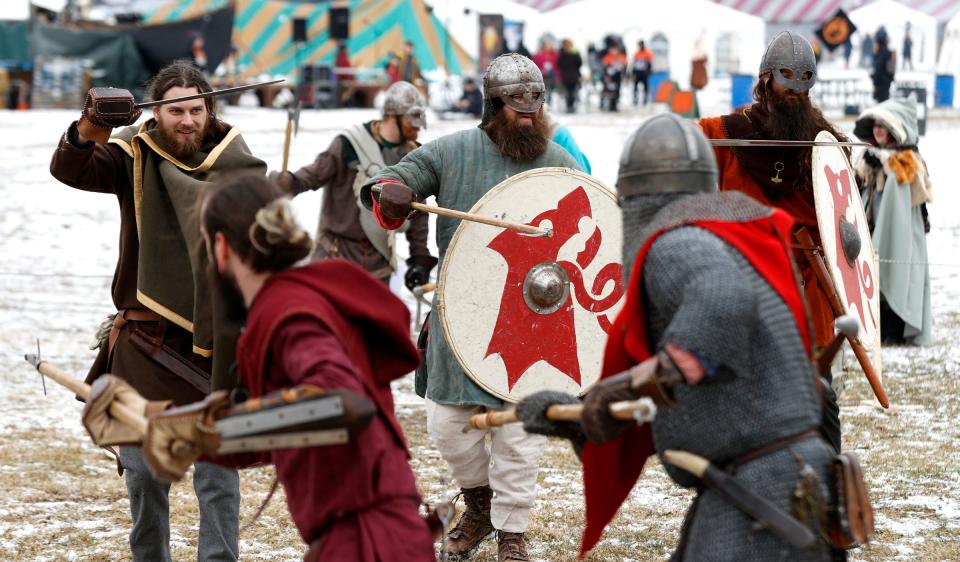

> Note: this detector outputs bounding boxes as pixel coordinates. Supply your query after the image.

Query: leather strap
[107,308,163,356]
[730,430,820,469]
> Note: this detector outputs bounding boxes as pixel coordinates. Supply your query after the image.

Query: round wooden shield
[812,131,882,366]
[438,167,625,403]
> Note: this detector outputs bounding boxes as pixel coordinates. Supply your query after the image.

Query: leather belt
[730,430,821,470]
[107,308,162,356]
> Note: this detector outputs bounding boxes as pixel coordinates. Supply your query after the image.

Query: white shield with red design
[812,131,882,374]
[438,167,625,403]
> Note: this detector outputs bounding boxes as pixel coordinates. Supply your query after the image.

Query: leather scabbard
[128,327,212,394]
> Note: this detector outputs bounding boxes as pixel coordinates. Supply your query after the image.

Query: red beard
[483,109,550,162]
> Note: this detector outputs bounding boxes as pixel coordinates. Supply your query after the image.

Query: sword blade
[215,395,344,439]
[217,428,349,454]
[135,79,285,109]
[709,138,870,148]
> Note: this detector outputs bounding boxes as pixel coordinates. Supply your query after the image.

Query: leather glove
[580,372,641,445]
[268,170,298,194]
[78,87,141,144]
[374,180,416,220]
[404,256,437,291]
[143,390,231,482]
[82,375,170,447]
[516,390,586,458]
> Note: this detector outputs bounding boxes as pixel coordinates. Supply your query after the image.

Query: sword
[135,79,285,109]
[709,139,870,148]
[663,449,817,549]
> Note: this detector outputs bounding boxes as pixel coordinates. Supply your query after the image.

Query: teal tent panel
[32,23,153,97]
[0,21,30,67]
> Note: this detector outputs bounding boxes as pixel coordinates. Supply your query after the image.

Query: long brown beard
[754,82,849,194]
[483,108,550,162]
[761,88,822,141]
[207,262,247,324]
[158,119,208,160]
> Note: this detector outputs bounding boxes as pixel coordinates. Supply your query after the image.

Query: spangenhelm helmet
[382,81,427,128]
[759,31,818,92]
[481,53,545,126]
[616,114,717,199]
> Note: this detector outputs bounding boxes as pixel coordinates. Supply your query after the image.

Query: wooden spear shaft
[468,399,653,430]
[32,360,149,435]
[371,185,550,237]
[281,114,294,173]
[795,228,889,408]
[409,201,549,236]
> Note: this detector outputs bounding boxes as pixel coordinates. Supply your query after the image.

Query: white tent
[938,11,960,73]
[849,0,938,72]
[523,0,766,89]
[430,0,542,64]
[937,10,960,107]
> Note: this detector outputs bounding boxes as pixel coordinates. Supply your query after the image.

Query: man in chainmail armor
[518,114,841,561]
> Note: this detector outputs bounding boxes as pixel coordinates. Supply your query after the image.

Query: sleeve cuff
[372,198,407,230]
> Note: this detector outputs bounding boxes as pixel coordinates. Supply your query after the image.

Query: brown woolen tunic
[285,122,433,279]
[49,122,208,404]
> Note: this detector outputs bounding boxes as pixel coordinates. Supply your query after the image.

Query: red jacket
[236,260,433,561]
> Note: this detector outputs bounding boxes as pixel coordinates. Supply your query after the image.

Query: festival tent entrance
[146,0,475,80]
[526,0,765,90]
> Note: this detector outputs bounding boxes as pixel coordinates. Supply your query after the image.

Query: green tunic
[373,127,579,407]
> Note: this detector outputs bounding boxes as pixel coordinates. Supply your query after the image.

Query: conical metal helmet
[483,53,545,114]
[616,114,717,199]
[382,81,426,128]
[759,31,817,92]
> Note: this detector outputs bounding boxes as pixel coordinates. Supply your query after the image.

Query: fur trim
[888,151,917,185]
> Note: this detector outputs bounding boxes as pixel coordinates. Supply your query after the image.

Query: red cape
[237,259,420,450]
[580,208,811,557]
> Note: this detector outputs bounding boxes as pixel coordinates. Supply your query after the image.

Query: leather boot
[496,531,529,562]
[444,485,494,560]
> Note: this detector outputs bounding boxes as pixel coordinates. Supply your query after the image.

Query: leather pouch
[829,452,875,549]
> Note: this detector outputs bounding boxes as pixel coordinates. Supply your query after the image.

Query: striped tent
[711,0,960,24]
[146,0,475,79]
[506,0,581,11]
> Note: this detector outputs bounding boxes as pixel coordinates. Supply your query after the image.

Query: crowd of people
[44,24,936,562]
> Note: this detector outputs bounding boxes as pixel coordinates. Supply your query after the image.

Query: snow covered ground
[1,102,959,560]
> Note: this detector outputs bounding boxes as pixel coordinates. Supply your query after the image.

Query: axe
[22,352,370,455]
[815,315,858,376]
[281,100,301,173]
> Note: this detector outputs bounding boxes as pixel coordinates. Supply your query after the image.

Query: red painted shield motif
[438,168,625,403]
[812,131,882,375]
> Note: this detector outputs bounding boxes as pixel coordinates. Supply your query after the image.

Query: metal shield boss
[439,168,625,403]
[812,131,882,376]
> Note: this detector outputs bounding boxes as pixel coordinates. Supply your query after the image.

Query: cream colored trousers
[425,399,546,533]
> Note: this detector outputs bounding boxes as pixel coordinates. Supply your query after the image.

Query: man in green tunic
[361,54,579,562]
